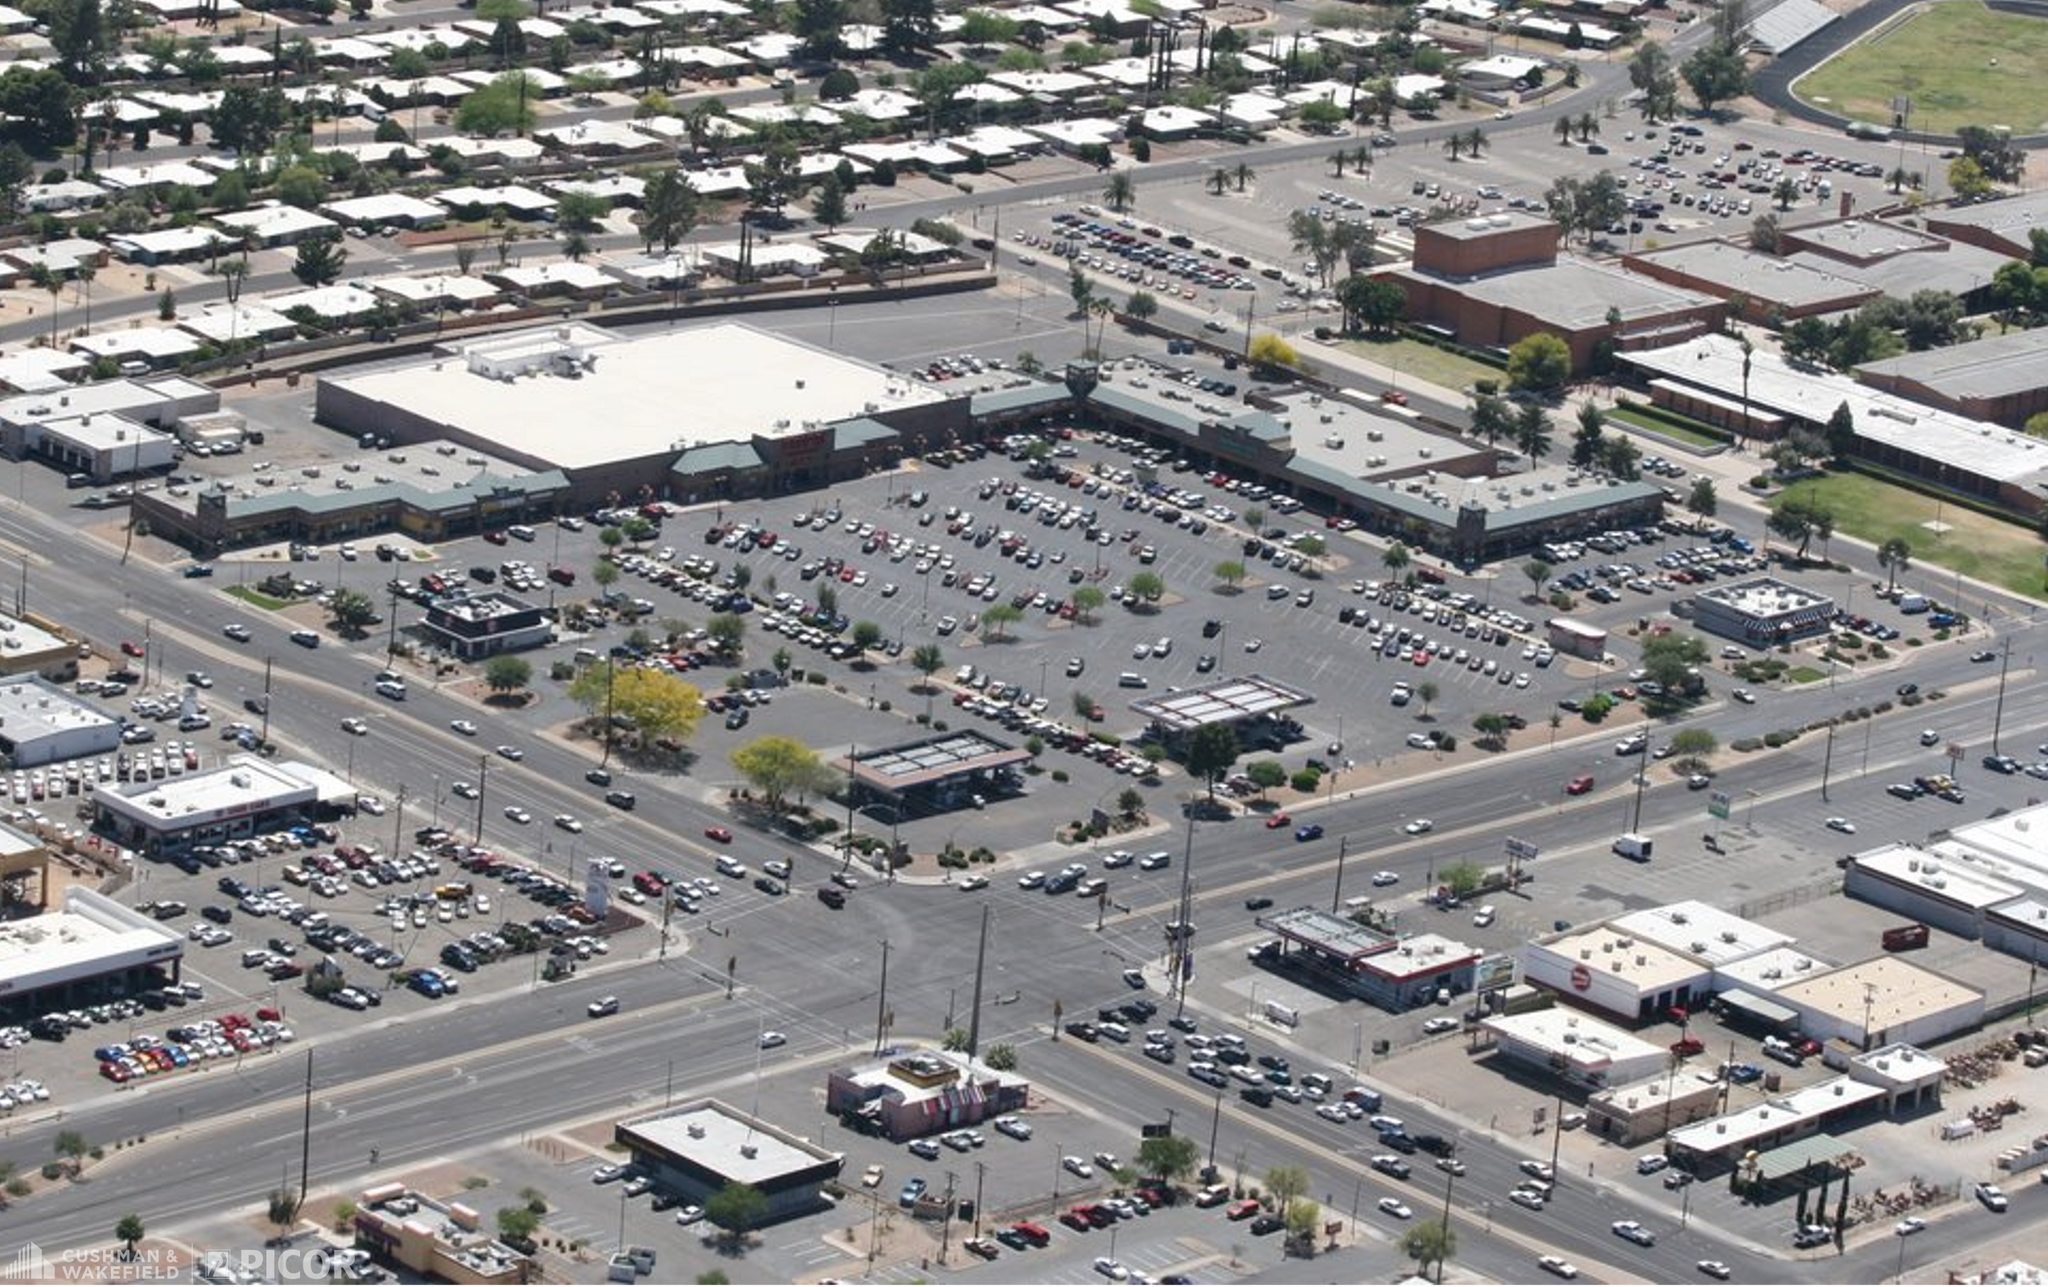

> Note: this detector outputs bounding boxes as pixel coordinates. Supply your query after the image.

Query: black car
[1240,1086,1274,1107]
[1249,1214,1285,1236]
[201,904,233,924]
[1896,682,1920,696]
[1064,1021,1099,1042]
[754,877,785,896]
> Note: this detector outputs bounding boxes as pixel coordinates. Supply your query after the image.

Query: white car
[1378,1198,1413,1219]
[1539,1255,1580,1279]
[357,795,386,816]
[993,1115,1033,1140]
[495,744,523,761]
[675,1205,704,1226]
[1371,870,1400,886]
[1062,1155,1094,1179]
[1894,1217,1926,1236]
[759,1031,787,1049]
[1403,818,1434,835]
[452,781,480,800]
[502,806,531,824]
[341,717,368,735]
[1825,817,1856,834]
[1611,1220,1656,1246]
[450,719,478,736]
[958,873,988,891]
[553,814,583,833]
[1093,1258,1129,1282]
[223,623,252,642]
[1422,1016,1459,1035]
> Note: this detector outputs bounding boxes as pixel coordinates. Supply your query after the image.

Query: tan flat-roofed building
[1774,956,1984,1049]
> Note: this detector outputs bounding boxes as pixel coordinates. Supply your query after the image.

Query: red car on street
[704,826,733,843]
[1566,775,1595,795]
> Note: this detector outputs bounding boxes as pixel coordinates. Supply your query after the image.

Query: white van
[1471,905,1497,928]
[1118,672,1148,688]
[1265,999,1300,1028]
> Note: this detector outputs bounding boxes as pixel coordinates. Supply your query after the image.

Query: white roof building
[435,184,558,218]
[1479,1008,1668,1088]
[267,285,384,322]
[321,193,448,227]
[212,202,340,246]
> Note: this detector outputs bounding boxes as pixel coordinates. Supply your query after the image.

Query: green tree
[554,190,608,233]
[483,655,532,695]
[496,1205,539,1243]
[1213,559,1245,590]
[730,736,826,810]
[1416,679,1439,717]
[328,588,377,635]
[114,1214,144,1261]
[982,602,1022,640]
[1127,570,1165,604]
[1248,333,1301,374]
[1339,276,1404,336]
[1506,332,1571,393]
[811,174,848,230]
[1522,559,1552,600]
[1071,585,1106,623]
[1104,169,1136,212]
[567,661,705,748]
[1602,433,1642,480]
[984,1042,1019,1070]
[706,612,746,655]
[1513,401,1554,460]
[793,0,846,59]
[1824,400,1857,460]
[1473,711,1510,750]
[1263,1164,1310,1213]
[1125,288,1159,322]
[1246,759,1287,799]
[1401,1219,1457,1277]
[1440,861,1484,897]
[941,1026,971,1051]
[54,1123,89,1180]
[1767,492,1832,559]
[291,233,347,287]
[1879,537,1911,591]
[1680,42,1749,113]
[640,168,700,253]
[1668,727,1718,773]
[591,561,620,590]
[850,620,883,663]
[1469,392,1512,446]
[911,643,944,689]
[266,1188,301,1243]
[274,163,326,209]
[1686,476,1718,518]
[455,72,540,137]
[1773,176,1802,211]
[1639,631,1709,697]
[1183,722,1239,802]
[1067,261,1094,317]
[1381,541,1411,582]
[879,0,938,54]
[705,1182,769,1245]
[1135,1134,1199,1185]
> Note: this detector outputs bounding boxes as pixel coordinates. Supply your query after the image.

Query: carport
[1129,674,1313,752]
[839,731,1031,817]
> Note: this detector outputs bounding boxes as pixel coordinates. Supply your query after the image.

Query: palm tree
[1233,162,1254,191]
[1554,116,1574,146]
[1088,296,1116,355]
[1878,538,1911,591]
[1207,167,1229,196]
[1381,541,1412,583]
[1576,112,1599,142]
[1773,178,1800,211]
[1103,169,1136,212]
[1464,127,1486,159]
[1443,134,1463,162]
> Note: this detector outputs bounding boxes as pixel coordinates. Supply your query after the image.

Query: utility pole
[937,1171,958,1265]
[966,905,991,1058]
[474,752,488,844]
[297,1048,314,1209]
[1170,815,1196,1021]
[1435,1162,1459,1283]
[390,783,407,858]
[971,1161,987,1239]
[1991,636,2013,754]
[1205,1086,1224,1178]
[1820,719,1837,802]
[599,662,619,769]
[1627,721,1652,833]
[1547,1091,1565,1185]
[1330,834,1349,913]
[259,655,274,746]
[873,938,891,1055]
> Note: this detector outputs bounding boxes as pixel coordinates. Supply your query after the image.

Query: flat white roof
[324,322,943,472]
[0,676,114,735]
[0,613,71,659]
[1481,1008,1665,1064]
[1695,576,1834,620]
[1940,805,2048,894]
[93,755,320,830]
[1669,1076,1887,1155]
[0,886,181,998]
[1850,1042,1945,1087]
[623,1098,840,1185]
[1854,842,2026,909]
[1626,334,2048,488]
[1777,956,1983,1030]
[1608,900,1793,966]
[1532,925,1711,993]
[1713,944,1836,995]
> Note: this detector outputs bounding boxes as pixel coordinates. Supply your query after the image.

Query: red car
[704,826,733,843]
[120,640,146,658]
[1265,813,1291,829]
[1566,775,1595,796]
[1226,1199,1262,1221]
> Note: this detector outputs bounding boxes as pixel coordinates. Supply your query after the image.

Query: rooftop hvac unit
[1367,430,1384,442]
[1720,931,1737,943]
[1691,941,1707,954]
[1635,955,1647,966]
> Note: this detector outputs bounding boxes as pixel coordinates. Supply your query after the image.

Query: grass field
[1606,404,1723,450]
[1777,471,2047,600]
[1794,1,2048,135]
[224,584,294,610]
[1337,336,1499,394]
